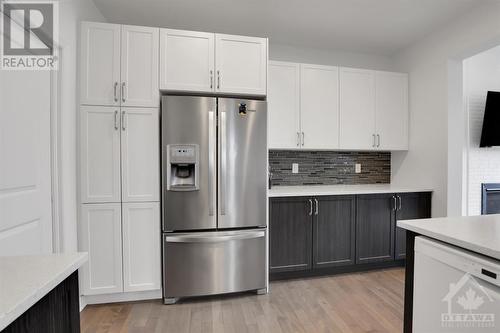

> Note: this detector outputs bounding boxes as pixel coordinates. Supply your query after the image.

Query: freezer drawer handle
[165,231,265,243]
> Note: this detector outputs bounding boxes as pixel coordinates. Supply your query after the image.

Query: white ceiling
[92,0,490,56]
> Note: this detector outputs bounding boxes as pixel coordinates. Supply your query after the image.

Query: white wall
[390,1,500,217]
[58,0,105,252]
[463,45,500,216]
[270,43,395,71]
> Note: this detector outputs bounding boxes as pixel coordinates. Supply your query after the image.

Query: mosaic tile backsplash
[269,150,391,186]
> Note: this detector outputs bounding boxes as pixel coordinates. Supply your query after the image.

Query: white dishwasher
[413,236,500,333]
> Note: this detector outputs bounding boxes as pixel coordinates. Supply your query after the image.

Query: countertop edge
[0,253,88,331]
[268,187,434,197]
[397,221,500,260]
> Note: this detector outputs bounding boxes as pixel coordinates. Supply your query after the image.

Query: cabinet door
[122,202,161,292]
[339,68,376,150]
[80,106,121,203]
[120,108,159,202]
[375,71,409,150]
[159,29,214,93]
[269,198,312,273]
[121,25,159,107]
[301,64,340,149]
[215,34,267,95]
[80,22,120,106]
[79,203,123,295]
[268,61,301,149]
[395,192,432,259]
[356,194,395,264]
[313,196,355,268]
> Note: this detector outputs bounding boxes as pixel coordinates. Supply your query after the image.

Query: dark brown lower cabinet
[269,197,312,273]
[395,192,432,259]
[313,195,356,268]
[3,271,80,333]
[356,193,396,264]
[270,192,432,279]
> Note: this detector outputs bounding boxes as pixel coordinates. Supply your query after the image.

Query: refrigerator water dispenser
[166,144,199,191]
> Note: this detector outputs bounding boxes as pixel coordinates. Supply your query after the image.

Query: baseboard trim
[81,289,162,307]
[270,260,405,281]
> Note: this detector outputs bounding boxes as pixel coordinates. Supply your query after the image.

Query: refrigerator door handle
[208,108,216,216]
[220,108,227,216]
[165,230,265,243]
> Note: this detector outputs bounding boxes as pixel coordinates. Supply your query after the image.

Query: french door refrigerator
[161,95,267,304]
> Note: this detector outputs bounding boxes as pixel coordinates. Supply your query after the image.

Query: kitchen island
[398,215,500,333]
[0,253,88,332]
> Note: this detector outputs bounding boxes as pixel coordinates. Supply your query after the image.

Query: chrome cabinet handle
[308,199,313,216]
[301,132,305,146]
[392,195,397,211]
[121,110,126,130]
[397,195,402,211]
[210,70,213,89]
[114,110,119,130]
[217,70,220,90]
[113,82,118,102]
[314,199,319,215]
[372,134,376,147]
[297,132,300,147]
[377,134,380,147]
[121,82,126,103]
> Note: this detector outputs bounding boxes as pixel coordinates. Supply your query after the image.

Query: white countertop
[268,184,433,197]
[0,252,88,331]
[398,215,500,260]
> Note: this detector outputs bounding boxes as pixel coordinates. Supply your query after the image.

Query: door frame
[50,47,63,253]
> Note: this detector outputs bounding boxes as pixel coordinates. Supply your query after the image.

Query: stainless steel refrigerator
[161,95,267,304]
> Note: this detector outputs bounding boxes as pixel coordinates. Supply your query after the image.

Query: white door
[80,106,121,203]
[79,203,123,295]
[121,108,159,202]
[375,71,409,150]
[122,202,161,292]
[159,29,214,93]
[268,61,301,149]
[121,25,159,107]
[80,22,121,106]
[300,64,340,149]
[0,70,53,255]
[339,68,376,150]
[215,34,267,95]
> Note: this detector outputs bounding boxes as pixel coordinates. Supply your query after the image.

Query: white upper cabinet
[375,71,409,150]
[215,34,267,96]
[159,29,215,93]
[81,22,159,108]
[268,61,301,149]
[300,64,339,149]
[122,202,161,292]
[80,106,121,203]
[121,25,159,107]
[80,22,120,106]
[339,67,376,150]
[121,108,159,202]
[80,203,123,295]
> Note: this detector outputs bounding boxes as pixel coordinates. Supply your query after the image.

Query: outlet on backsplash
[269,150,390,186]
[355,163,362,174]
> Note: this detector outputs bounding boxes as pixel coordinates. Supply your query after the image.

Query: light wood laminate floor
[81,268,404,333]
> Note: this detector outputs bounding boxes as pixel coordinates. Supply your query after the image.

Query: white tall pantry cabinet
[79,22,160,298]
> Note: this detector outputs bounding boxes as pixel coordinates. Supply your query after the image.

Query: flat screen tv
[480,91,500,147]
